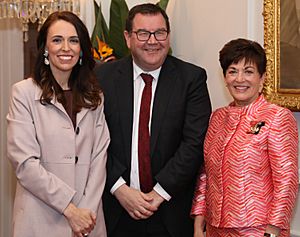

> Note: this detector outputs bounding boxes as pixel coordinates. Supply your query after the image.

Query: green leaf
[108,0,129,58]
[156,0,172,55]
[91,1,109,49]
[157,0,169,11]
[94,0,99,20]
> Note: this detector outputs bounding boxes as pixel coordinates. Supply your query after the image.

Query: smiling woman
[6,11,109,237]
[45,20,81,89]
[192,38,299,237]
[224,59,265,107]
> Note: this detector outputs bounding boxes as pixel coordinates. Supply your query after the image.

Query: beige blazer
[7,78,110,237]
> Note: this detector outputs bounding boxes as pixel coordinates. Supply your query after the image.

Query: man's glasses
[131,29,169,41]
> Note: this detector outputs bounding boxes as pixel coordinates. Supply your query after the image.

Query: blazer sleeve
[267,108,299,229]
[155,67,212,195]
[6,82,76,214]
[190,166,207,217]
[77,101,110,212]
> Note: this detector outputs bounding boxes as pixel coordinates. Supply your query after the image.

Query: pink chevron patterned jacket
[191,95,299,231]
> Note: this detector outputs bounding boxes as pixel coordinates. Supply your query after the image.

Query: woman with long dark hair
[7,11,109,237]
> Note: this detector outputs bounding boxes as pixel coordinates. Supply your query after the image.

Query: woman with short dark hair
[191,38,298,237]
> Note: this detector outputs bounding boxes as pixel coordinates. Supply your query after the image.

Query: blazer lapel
[115,57,134,166]
[150,57,177,156]
[49,94,69,118]
[77,108,89,126]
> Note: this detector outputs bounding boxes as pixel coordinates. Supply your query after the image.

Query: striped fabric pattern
[191,96,298,236]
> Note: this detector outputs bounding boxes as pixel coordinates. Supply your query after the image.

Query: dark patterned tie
[138,73,154,193]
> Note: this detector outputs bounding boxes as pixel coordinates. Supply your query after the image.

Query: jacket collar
[227,95,267,116]
[33,80,89,126]
[225,95,270,127]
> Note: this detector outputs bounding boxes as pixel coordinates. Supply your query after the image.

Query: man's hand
[114,184,157,220]
[63,203,96,237]
[144,190,164,210]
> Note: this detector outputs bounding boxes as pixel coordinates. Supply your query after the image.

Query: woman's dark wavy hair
[34,11,101,112]
[125,3,170,33]
[219,38,267,77]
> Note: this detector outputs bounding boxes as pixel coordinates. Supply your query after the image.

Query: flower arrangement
[91,0,169,62]
[93,36,116,62]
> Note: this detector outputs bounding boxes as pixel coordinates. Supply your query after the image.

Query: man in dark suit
[95,3,211,237]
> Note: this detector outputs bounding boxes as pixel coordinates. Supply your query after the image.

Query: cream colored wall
[0,0,299,236]
[169,0,253,109]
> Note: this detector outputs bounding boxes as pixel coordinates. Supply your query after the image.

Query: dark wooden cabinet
[23,22,38,79]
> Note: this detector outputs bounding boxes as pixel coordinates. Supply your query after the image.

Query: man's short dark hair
[125,3,170,33]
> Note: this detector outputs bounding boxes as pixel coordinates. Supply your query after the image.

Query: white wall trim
[247,0,264,44]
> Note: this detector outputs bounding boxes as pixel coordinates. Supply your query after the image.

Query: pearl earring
[79,51,83,65]
[44,50,49,65]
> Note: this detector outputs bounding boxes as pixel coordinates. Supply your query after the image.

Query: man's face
[124,13,170,71]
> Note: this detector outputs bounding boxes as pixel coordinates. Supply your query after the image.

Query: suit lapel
[48,90,89,127]
[50,95,66,115]
[115,57,134,165]
[150,57,177,156]
[113,56,177,160]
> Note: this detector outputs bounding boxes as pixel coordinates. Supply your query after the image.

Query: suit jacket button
[76,127,80,135]
[75,156,78,164]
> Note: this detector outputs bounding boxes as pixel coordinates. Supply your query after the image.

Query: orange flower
[93,36,115,61]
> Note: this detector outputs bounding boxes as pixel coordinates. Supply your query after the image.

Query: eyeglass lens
[134,30,168,41]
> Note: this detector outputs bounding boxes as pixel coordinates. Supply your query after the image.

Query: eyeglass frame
[130,29,170,42]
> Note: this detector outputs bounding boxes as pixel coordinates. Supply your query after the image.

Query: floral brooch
[246,121,265,134]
